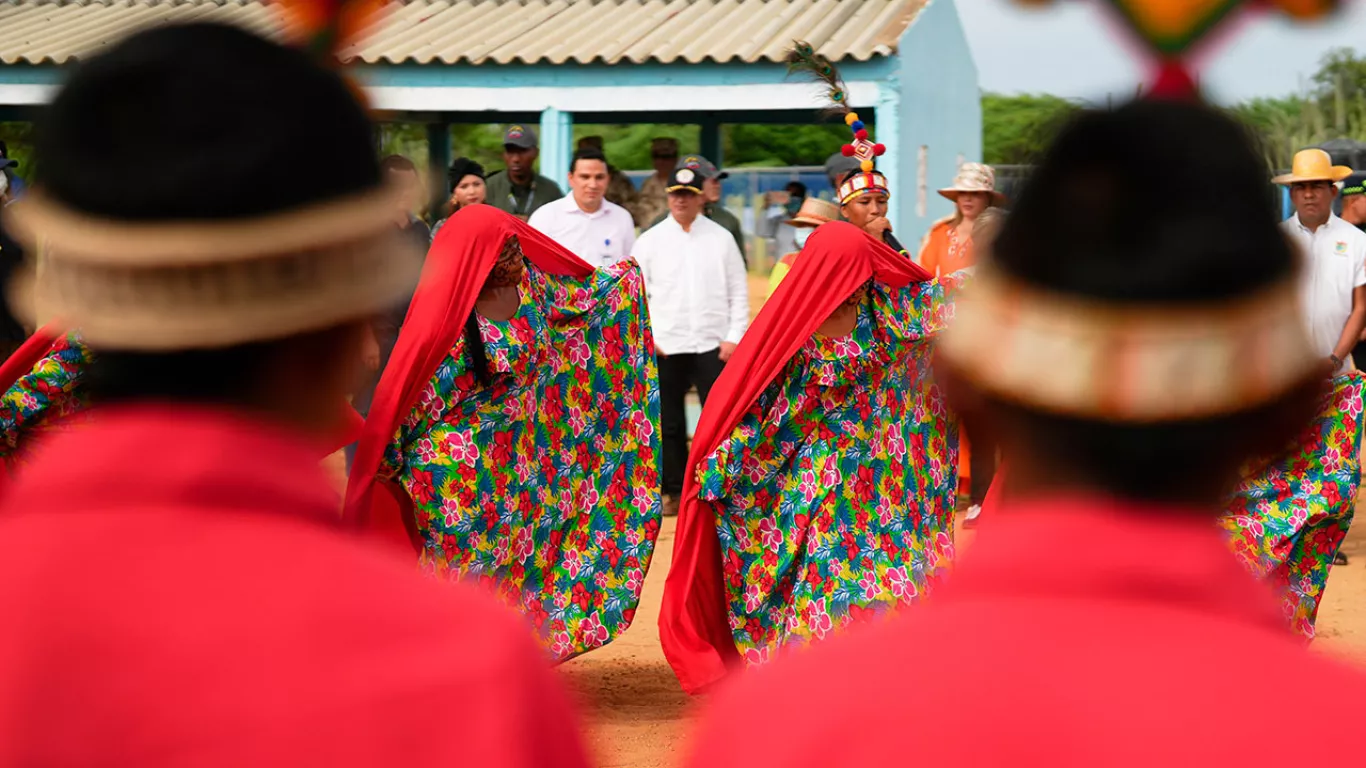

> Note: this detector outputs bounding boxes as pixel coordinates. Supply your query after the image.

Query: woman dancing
[346,204,662,661]
[660,222,967,694]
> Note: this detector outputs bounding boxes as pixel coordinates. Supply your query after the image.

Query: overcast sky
[956,0,1366,104]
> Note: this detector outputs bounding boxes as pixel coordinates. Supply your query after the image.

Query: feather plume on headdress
[274,0,386,104]
[785,40,885,174]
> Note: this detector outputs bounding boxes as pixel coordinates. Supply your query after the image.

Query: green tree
[981,93,1080,165]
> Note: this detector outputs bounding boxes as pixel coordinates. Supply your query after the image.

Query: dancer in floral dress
[1222,372,1365,639]
[660,222,966,694]
[0,327,358,484]
[0,329,91,475]
[346,204,661,662]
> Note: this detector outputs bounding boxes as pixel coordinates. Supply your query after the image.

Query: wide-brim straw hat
[785,197,841,227]
[939,162,1007,206]
[4,188,422,351]
[1272,149,1354,185]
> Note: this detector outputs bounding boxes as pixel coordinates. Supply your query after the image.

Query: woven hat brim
[1272,166,1354,185]
[15,228,421,351]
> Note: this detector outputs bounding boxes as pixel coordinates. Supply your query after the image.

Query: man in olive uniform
[484,124,563,220]
[637,137,679,228]
[650,154,746,265]
[578,135,641,226]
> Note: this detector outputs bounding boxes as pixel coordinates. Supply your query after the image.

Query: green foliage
[981,92,1080,165]
[0,122,36,179]
[724,123,850,167]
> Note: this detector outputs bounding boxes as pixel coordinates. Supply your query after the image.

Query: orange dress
[918,218,976,489]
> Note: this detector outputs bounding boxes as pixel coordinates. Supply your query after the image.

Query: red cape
[343,204,594,551]
[658,222,932,694]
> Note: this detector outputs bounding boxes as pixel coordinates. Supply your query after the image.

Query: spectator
[637,137,679,227]
[1278,149,1366,377]
[767,197,839,295]
[783,181,808,218]
[1342,172,1366,233]
[431,157,487,241]
[0,141,23,198]
[528,147,635,268]
[632,167,748,517]
[484,125,563,220]
[381,154,432,245]
[650,154,746,264]
[577,135,640,225]
[824,151,860,189]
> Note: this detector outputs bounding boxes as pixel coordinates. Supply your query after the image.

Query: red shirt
[687,496,1366,766]
[0,406,588,767]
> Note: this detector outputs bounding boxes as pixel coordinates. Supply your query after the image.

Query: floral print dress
[381,259,662,662]
[697,275,965,667]
[0,333,92,471]
[1221,372,1364,640]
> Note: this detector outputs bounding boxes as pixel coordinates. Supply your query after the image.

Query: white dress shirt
[1284,213,1366,372]
[527,194,636,269]
[632,214,749,356]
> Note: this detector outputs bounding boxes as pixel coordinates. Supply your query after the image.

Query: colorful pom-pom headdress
[786,41,889,206]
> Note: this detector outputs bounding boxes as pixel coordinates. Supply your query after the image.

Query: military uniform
[484,170,563,221]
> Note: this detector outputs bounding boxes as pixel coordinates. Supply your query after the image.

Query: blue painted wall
[896,0,982,250]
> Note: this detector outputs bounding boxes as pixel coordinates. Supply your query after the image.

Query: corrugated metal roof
[0,0,926,66]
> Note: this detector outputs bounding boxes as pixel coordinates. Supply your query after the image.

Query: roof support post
[426,119,452,217]
[699,116,723,168]
[539,107,572,188]
[876,82,902,236]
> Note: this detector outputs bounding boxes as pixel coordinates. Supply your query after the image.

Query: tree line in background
[3,48,1362,181]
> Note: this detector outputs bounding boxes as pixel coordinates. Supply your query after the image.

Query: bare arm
[1333,284,1366,363]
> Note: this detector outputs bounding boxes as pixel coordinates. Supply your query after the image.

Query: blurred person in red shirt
[0,23,587,767]
[684,100,1366,767]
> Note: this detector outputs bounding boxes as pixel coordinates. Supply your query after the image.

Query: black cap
[1343,172,1366,197]
[678,154,728,181]
[665,166,704,194]
[502,124,538,149]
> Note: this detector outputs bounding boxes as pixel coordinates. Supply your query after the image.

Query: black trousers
[1353,340,1366,372]
[968,435,998,506]
[659,349,725,495]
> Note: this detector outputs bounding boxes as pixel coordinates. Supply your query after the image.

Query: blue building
[0,0,981,245]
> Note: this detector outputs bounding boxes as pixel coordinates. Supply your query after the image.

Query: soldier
[637,137,679,228]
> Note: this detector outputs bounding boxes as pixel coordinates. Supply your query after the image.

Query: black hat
[678,154,728,181]
[447,157,486,184]
[502,124,538,150]
[665,166,704,194]
[1343,172,1366,198]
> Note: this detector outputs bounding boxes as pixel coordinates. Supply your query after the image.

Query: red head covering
[343,204,594,549]
[659,221,932,694]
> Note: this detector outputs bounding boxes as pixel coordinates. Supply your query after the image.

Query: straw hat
[939,163,1007,206]
[1272,149,1353,185]
[784,197,840,228]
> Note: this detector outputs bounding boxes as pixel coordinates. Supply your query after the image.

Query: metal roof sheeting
[0,0,926,66]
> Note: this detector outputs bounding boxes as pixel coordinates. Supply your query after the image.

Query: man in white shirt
[632,166,749,514]
[528,148,636,269]
[1277,149,1366,375]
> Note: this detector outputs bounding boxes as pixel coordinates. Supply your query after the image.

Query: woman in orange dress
[918,163,1006,524]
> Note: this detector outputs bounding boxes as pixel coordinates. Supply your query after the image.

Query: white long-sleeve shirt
[632,214,749,356]
[527,194,636,269]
